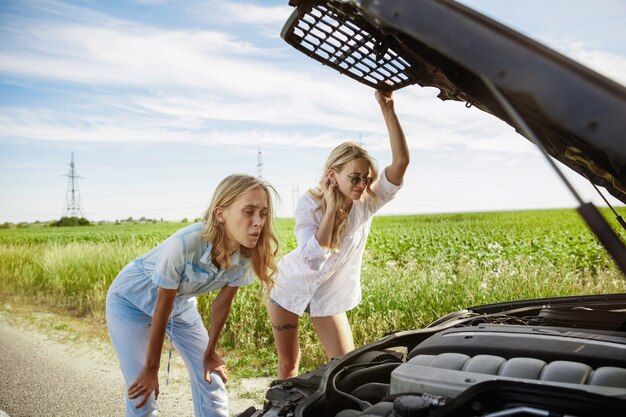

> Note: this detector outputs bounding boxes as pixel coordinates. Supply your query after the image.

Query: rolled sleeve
[299,234,331,271]
[366,167,403,214]
[151,236,185,289]
[294,194,331,271]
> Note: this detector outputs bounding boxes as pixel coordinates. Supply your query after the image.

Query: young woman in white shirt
[268,90,410,379]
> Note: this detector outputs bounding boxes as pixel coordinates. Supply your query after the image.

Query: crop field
[1,208,625,375]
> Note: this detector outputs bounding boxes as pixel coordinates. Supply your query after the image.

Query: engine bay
[255,301,626,417]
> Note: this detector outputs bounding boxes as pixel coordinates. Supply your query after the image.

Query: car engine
[249,300,626,417]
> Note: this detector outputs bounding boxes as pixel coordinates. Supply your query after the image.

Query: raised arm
[128,287,177,408]
[375,90,410,186]
[204,285,239,384]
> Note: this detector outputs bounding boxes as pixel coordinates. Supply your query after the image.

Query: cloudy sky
[1,0,625,223]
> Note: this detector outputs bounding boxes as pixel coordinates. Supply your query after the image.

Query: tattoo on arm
[272,323,298,331]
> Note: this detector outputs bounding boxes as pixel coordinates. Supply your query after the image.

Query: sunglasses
[340,172,373,186]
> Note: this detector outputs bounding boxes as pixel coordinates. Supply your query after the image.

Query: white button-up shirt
[271,168,402,316]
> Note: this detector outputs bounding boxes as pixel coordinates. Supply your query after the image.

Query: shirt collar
[199,243,246,271]
[229,249,241,266]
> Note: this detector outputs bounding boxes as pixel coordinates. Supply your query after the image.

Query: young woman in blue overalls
[106,174,278,416]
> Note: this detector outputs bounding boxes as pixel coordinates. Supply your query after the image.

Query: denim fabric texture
[107,290,228,417]
[106,222,254,416]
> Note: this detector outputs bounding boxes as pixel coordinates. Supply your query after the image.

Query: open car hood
[282,0,626,204]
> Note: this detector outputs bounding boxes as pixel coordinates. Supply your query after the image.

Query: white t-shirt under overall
[270,168,402,317]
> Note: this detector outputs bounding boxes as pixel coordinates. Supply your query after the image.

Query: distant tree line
[51,217,91,227]
[1,216,204,229]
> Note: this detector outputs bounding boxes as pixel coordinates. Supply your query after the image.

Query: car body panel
[241,2,626,416]
[282,0,626,204]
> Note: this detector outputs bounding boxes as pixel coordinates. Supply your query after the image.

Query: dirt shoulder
[0,298,272,417]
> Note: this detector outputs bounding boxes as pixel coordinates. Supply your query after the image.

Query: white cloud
[0,0,623,157]
[192,0,293,25]
[0,106,348,147]
[0,24,277,86]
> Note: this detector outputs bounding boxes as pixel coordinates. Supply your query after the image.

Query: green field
[1,208,625,376]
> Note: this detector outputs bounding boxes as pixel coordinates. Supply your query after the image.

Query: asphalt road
[0,316,125,417]
[0,313,270,417]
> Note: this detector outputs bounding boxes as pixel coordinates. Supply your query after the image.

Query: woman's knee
[312,314,355,359]
[278,349,300,379]
[187,371,229,417]
[279,344,301,364]
[274,331,300,378]
[126,392,158,417]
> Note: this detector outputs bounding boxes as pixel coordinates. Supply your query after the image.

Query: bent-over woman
[106,174,278,416]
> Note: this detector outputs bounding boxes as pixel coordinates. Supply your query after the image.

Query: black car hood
[282,0,626,204]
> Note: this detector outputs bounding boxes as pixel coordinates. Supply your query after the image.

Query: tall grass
[1,209,625,373]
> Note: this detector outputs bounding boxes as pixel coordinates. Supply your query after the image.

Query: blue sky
[1,0,624,222]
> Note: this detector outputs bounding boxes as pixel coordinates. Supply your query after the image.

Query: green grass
[1,209,625,376]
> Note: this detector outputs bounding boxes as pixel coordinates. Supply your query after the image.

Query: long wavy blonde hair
[309,142,378,250]
[201,174,279,291]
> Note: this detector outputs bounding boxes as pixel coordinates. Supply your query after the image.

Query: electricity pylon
[62,152,85,219]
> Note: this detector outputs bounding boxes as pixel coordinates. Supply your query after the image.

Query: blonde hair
[309,142,378,250]
[201,174,279,291]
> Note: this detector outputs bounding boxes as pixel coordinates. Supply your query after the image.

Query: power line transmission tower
[62,152,85,219]
[257,147,263,178]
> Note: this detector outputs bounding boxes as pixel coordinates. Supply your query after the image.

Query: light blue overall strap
[165,314,174,385]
